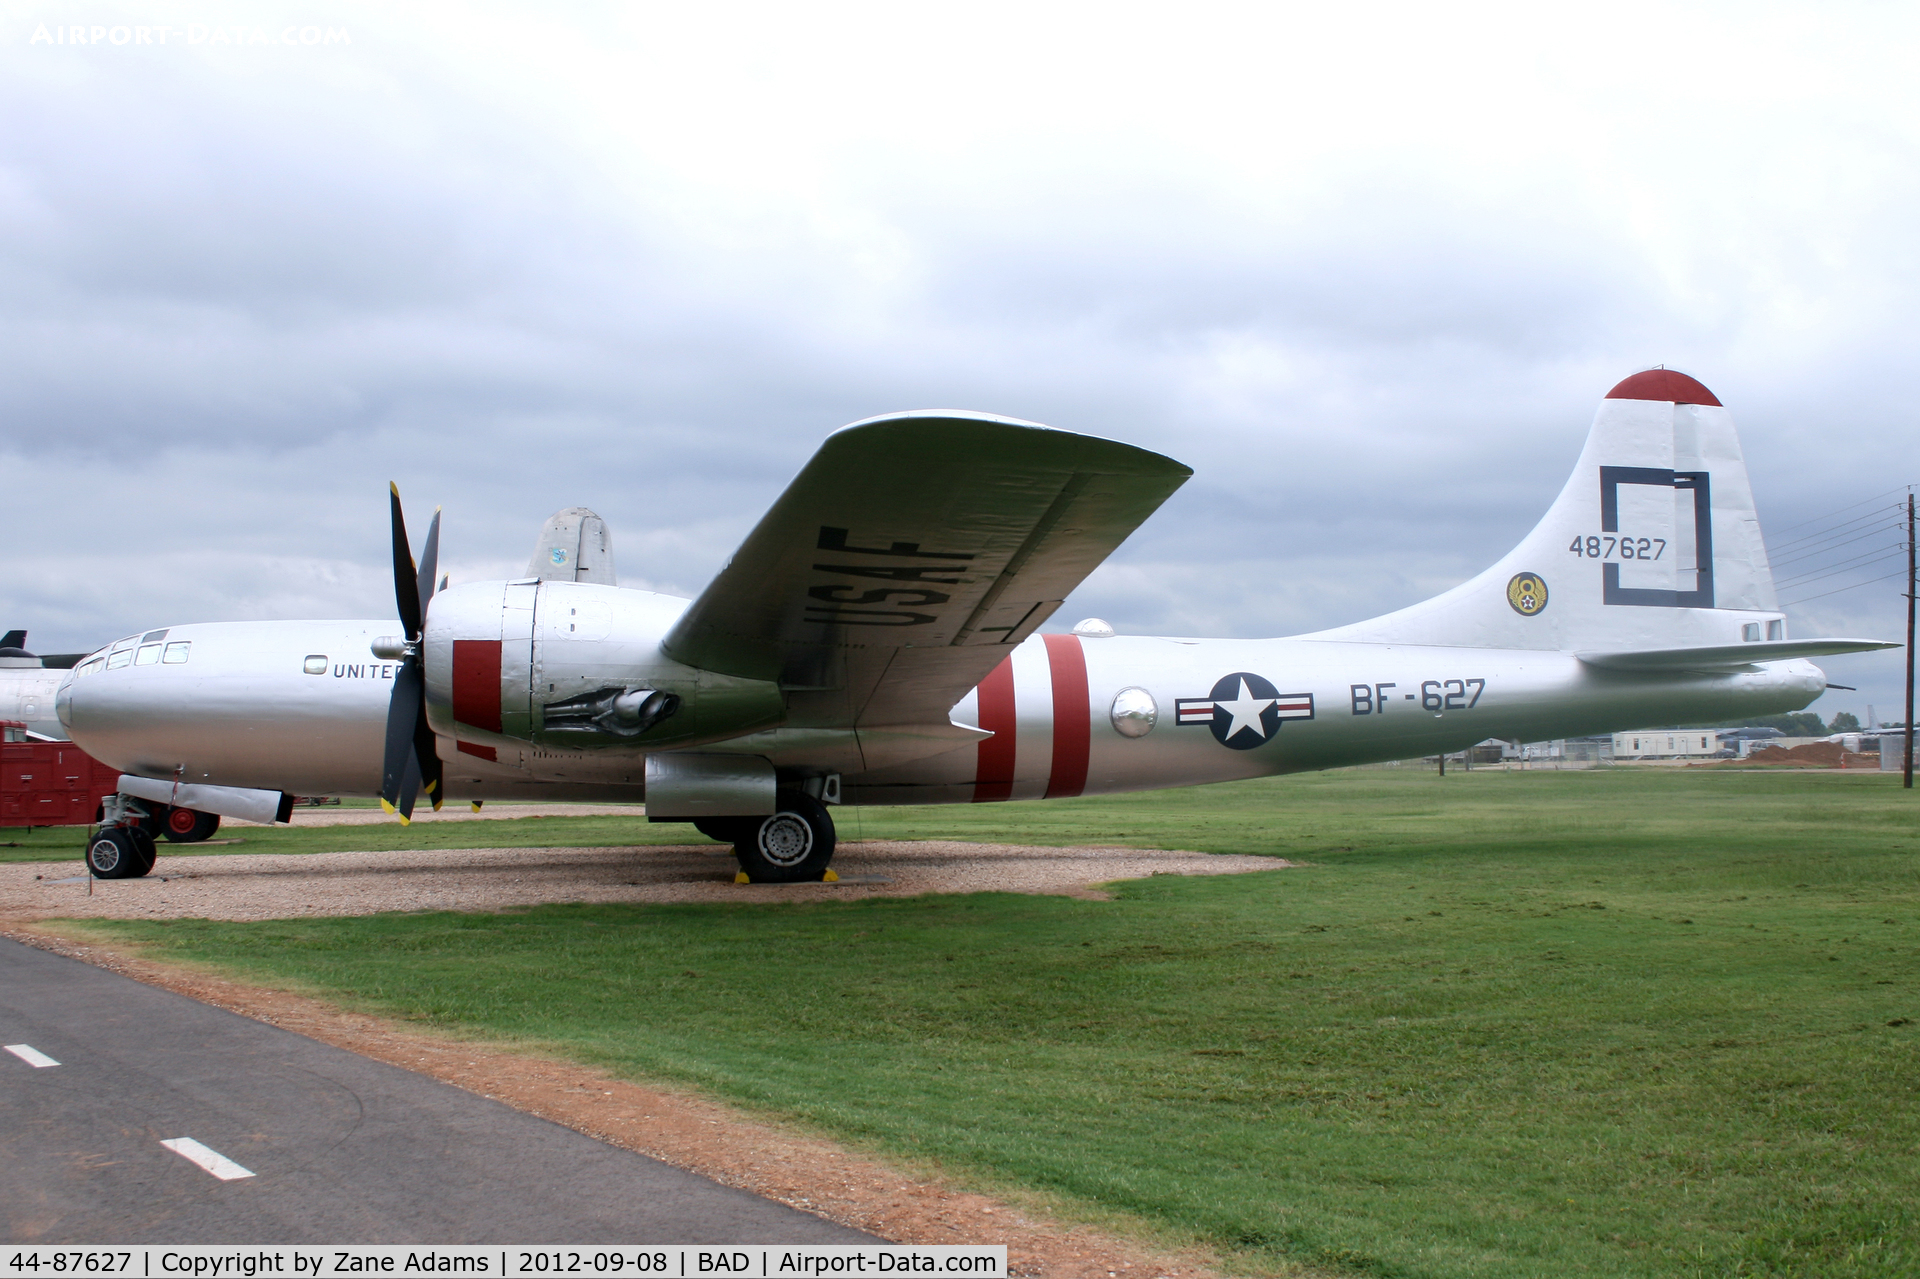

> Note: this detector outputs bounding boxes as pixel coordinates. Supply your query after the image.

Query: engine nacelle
[423,580,785,760]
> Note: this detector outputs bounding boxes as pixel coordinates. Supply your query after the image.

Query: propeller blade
[412,694,444,813]
[382,487,445,821]
[415,507,441,631]
[397,743,423,822]
[389,483,424,641]
[379,659,425,822]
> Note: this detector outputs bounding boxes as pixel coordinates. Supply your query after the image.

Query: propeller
[378,483,444,823]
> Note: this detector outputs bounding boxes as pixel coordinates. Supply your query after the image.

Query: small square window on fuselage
[303,655,328,675]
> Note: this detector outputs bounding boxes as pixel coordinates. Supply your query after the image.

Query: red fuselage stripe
[1044,632,1089,799]
[451,639,504,733]
[972,655,1017,802]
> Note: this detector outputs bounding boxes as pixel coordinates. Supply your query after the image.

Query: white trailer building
[1612,730,1720,760]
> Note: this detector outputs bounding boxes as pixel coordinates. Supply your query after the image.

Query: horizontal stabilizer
[1577,638,1897,672]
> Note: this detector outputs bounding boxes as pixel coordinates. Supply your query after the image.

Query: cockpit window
[77,657,104,676]
[163,642,191,664]
[110,636,139,653]
[142,629,170,643]
[106,650,132,669]
[135,644,162,666]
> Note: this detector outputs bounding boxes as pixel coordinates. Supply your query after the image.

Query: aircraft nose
[54,672,74,731]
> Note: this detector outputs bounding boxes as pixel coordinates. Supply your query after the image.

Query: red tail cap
[1605,369,1721,406]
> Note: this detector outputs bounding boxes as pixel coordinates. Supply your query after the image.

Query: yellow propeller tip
[379,798,396,815]
[470,802,483,813]
[397,813,411,826]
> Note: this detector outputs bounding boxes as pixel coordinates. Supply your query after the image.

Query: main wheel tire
[733,789,836,883]
[162,807,221,843]
[693,817,755,843]
[87,828,150,879]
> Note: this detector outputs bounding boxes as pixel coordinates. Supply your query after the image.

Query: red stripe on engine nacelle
[1043,632,1089,799]
[457,741,497,762]
[972,655,1017,803]
[451,639,503,733]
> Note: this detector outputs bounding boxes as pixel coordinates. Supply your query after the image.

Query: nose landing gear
[87,793,164,879]
[86,825,156,879]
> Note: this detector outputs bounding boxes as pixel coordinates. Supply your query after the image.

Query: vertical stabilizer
[528,508,617,584]
[1310,369,1785,651]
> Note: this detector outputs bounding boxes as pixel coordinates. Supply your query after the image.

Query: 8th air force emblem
[1176,672,1314,750]
[1506,572,1548,616]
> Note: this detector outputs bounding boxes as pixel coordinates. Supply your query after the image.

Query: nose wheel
[86,826,157,879]
[731,789,837,882]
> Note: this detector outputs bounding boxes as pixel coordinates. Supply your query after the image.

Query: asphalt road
[0,939,872,1244]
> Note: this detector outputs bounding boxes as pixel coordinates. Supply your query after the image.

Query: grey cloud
[2,13,1917,720]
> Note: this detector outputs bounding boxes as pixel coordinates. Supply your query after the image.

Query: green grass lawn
[56,767,1920,1278]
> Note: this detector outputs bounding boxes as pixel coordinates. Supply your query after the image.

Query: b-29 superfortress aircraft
[59,369,1894,880]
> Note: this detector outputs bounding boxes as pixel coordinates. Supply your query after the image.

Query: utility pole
[1906,492,1915,789]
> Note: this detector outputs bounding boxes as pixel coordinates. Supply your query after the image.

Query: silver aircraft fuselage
[56,578,1824,807]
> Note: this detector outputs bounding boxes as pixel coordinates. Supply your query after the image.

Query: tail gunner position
[59,371,1894,880]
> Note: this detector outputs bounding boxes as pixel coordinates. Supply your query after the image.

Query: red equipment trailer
[0,721,120,828]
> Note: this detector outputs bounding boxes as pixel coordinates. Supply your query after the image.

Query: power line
[1774,546,1907,592]
[1767,483,1914,540]
[1770,500,1904,553]
[1780,568,1909,608]
[1769,509,1905,566]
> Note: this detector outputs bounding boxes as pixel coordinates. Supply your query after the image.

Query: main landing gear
[695,789,837,883]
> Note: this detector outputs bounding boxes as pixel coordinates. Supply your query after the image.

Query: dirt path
[0,840,1288,922]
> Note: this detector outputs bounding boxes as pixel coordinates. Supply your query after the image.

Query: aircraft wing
[662,411,1190,736]
[1577,638,1898,672]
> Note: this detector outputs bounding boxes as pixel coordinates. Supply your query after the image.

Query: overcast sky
[4,1,1917,722]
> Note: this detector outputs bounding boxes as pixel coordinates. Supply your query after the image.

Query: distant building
[1612,730,1719,760]
[1478,736,1612,766]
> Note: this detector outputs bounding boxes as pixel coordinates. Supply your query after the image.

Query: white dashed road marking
[4,1043,59,1067]
[160,1137,255,1180]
